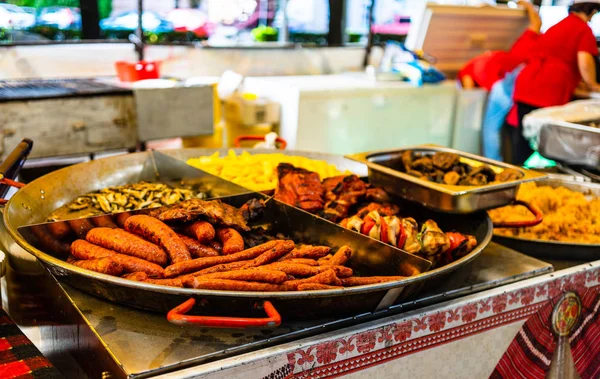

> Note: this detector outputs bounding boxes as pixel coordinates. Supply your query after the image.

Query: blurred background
[1,0,594,46]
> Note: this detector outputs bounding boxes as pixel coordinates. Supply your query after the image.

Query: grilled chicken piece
[419,220,450,256]
[366,187,391,203]
[156,199,251,231]
[320,175,369,222]
[459,173,488,186]
[240,198,266,222]
[401,150,414,172]
[274,163,325,213]
[322,176,346,198]
[432,152,460,170]
[355,202,400,219]
[495,168,522,182]
[412,157,434,172]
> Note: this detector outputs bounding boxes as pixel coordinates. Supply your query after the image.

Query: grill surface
[0,78,130,101]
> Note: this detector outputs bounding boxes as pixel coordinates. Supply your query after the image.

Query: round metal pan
[3,149,492,319]
[492,178,600,261]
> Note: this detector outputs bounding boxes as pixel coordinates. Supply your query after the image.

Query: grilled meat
[320,175,369,222]
[432,152,460,170]
[355,202,399,218]
[495,168,522,182]
[274,163,325,213]
[240,198,266,222]
[155,199,251,231]
[365,187,391,203]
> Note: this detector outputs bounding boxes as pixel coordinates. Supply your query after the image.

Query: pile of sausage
[31,213,406,291]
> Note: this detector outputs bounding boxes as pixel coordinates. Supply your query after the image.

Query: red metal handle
[167,298,282,328]
[493,200,543,228]
[0,177,26,204]
[233,135,287,150]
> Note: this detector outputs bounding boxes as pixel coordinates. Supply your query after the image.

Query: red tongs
[0,139,33,205]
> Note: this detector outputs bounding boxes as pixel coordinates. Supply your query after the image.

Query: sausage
[71,240,165,278]
[125,215,191,264]
[92,215,119,229]
[177,234,219,258]
[197,269,288,284]
[216,228,245,255]
[86,227,167,266]
[321,265,353,278]
[340,276,406,287]
[324,246,352,267]
[280,245,331,260]
[317,255,333,265]
[46,221,73,240]
[283,269,341,290]
[115,212,132,228]
[120,271,182,286]
[145,278,184,287]
[262,262,319,277]
[73,257,123,276]
[251,240,295,266]
[183,277,284,292]
[66,255,77,264]
[184,221,215,243]
[285,258,319,266]
[123,272,148,281]
[30,225,71,257]
[68,218,95,239]
[297,283,343,291]
[195,261,252,275]
[164,240,282,278]
[207,240,222,254]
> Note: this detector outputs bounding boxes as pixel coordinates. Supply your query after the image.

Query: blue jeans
[482,67,522,161]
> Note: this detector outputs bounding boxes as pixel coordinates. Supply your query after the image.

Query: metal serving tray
[538,122,600,167]
[346,145,547,213]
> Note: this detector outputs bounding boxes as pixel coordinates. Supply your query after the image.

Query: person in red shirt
[508,0,600,165]
[458,1,542,91]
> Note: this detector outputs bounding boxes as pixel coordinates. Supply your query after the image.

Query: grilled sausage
[120,271,182,286]
[182,277,284,292]
[283,269,341,290]
[125,215,191,264]
[252,240,295,266]
[297,283,343,291]
[317,254,333,265]
[285,258,319,266]
[263,262,319,277]
[207,240,222,254]
[280,245,331,260]
[197,269,288,284]
[324,246,352,267]
[123,272,148,281]
[184,221,215,243]
[115,212,132,228]
[317,265,353,278]
[66,255,77,264]
[30,225,71,257]
[68,218,95,239]
[164,240,282,278]
[46,221,73,240]
[86,227,168,266]
[216,228,245,255]
[177,234,219,258]
[145,278,184,287]
[195,260,252,275]
[73,257,123,276]
[92,215,119,229]
[71,240,165,278]
[340,276,405,287]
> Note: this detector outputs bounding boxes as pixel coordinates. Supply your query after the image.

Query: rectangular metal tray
[538,122,600,167]
[346,145,547,213]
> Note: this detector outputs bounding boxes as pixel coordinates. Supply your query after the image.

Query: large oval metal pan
[492,178,600,261]
[3,149,491,318]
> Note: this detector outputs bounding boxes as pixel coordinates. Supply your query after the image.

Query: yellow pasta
[187,150,348,191]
